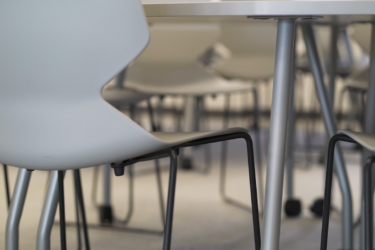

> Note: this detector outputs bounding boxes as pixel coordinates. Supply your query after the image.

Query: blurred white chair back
[216,23,278,80]
[126,24,252,95]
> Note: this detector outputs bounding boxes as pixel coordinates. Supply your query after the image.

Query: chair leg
[185,132,261,250]
[58,170,67,250]
[37,171,60,250]
[148,98,167,227]
[320,134,356,250]
[363,156,375,250]
[251,87,264,212]
[74,169,91,250]
[219,96,254,212]
[163,149,178,250]
[121,165,134,224]
[6,169,32,250]
[74,185,82,250]
[90,166,100,207]
[155,159,166,227]
[3,164,11,208]
[241,133,261,250]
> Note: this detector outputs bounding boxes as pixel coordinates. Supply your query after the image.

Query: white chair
[126,24,253,96]
[214,22,277,214]
[124,23,259,211]
[320,130,375,250]
[337,24,371,131]
[0,1,260,250]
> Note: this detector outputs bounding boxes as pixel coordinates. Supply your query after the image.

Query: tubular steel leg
[180,132,261,250]
[163,149,178,250]
[155,161,166,227]
[286,49,296,200]
[329,24,339,104]
[220,94,251,210]
[6,169,32,250]
[91,166,100,207]
[252,88,264,212]
[147,99,166,226]
[320,134,356,250]
[181,97,195,160]
[3,164,11,208]
[199,97,212,174]
[37,171,60,250]
[363,157,375,250]
[74,169,91,250]
[122,165,134,224]
[262,18,296,250]
[74,186,82,250]
[302,24,353,250]
[103,164,111,206]
[58,171,67,250]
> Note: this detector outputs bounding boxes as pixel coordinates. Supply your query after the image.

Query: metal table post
[302,23,353,250]
[262,18,296,250]
[6,169,32,250]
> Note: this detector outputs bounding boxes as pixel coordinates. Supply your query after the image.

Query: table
[141,2,375,250]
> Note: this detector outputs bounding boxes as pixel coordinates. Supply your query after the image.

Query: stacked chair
[1,1,261,250]
[321,130,375,250]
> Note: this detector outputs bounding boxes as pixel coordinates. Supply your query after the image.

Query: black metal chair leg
[112,132,260,250]
[74,172,82,250]
[320,134,356,250]
[180,132,261,250]
[58,170,67,250]
[74,169,91,250]
[163,149,178,250]
[242,132,261,250]
[363,156,375,250]
[3,164,11,208]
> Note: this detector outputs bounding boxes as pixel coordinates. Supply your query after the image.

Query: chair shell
[0,0,170,170]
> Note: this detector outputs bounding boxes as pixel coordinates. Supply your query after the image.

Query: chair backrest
[219,22,277,57]
[352,23,372,54]
[0,0,167,170]
[135,23,221,65]
[126,23,222,89]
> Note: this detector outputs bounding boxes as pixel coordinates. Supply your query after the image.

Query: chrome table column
[302,23,353,250]
[262,18,296,250]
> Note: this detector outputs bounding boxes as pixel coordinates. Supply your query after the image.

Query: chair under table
[0,1,261,250]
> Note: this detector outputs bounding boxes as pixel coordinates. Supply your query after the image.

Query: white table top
[143,1,375,24]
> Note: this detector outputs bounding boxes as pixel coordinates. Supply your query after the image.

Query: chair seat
[151,127,248,146]
[338,130,375,152]
[102,88,152,106]
[345,67,369,90]
[342,81,368,92]
[216,56,274,80]
[126,64,253,96]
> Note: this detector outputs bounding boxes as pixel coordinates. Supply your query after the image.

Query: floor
[0,125,365,249]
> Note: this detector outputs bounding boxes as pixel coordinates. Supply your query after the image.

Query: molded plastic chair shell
[126,24,253,95]
[0,0,166,171]
[216,23,277,80]
[338,130,375,152]
[0,2,253,171]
